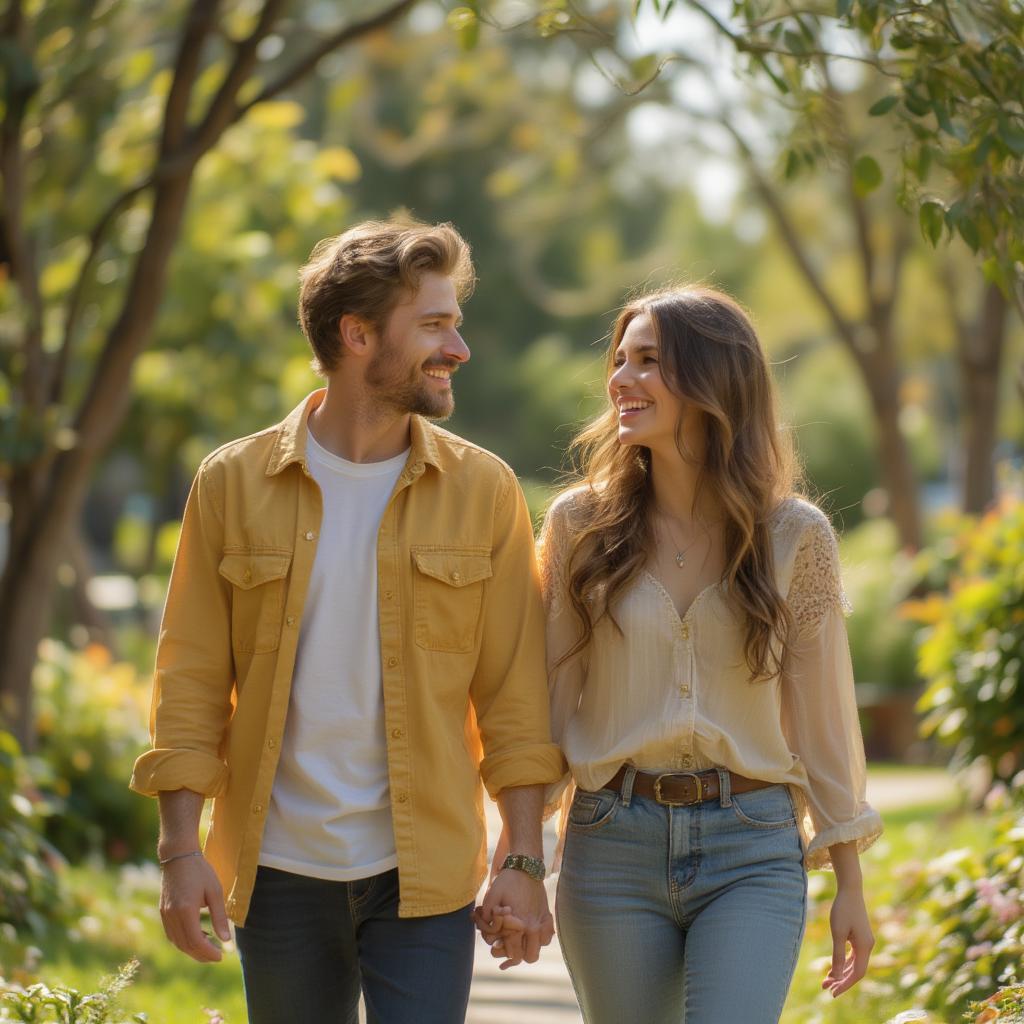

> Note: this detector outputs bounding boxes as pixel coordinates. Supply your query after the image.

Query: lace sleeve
[787,511,852,640]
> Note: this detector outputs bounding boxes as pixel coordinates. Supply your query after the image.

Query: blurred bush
[870,785,1023,1017]
[32,642,156,864]
[0,731,66,939]
[908,494,1024,784]
[841,518,921,691]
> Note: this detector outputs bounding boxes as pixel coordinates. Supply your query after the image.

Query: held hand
[478,869,554,969]
[159,854,231,963]
[823,886,874,997]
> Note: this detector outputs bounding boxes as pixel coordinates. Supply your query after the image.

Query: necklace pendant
[675,551,686,568]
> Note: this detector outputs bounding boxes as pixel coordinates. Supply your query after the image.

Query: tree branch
[232,0,418,123]
[1,0,45,410]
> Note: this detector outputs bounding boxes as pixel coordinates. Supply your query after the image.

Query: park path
[464,767,957,1024]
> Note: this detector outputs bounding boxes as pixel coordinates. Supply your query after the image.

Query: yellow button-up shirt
[130,391,564,924]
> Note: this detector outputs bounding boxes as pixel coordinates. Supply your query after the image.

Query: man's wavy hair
[298,218,475,374]
[559,285,800,682]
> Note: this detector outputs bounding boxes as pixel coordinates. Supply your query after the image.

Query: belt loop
[716,766,732,807]
[621,766,637,807]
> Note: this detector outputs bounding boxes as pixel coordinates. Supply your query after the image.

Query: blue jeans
[556,770,808,1024]
[234,866,475,1024]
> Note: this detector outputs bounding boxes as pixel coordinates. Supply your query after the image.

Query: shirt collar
[265,389,443,477]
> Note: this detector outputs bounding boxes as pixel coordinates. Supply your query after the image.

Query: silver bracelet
[158,849,202,867]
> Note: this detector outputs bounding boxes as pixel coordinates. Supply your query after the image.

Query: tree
[0,0,416,748]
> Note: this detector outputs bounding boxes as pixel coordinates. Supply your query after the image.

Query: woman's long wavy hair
[560,285,799,682]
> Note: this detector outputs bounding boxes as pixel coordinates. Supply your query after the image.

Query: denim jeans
[234,866,475,1024]
[556,769,808,1024]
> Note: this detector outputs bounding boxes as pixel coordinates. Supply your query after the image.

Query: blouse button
[304,530,315,541]
[450,571,462,583]
[680,622,690,640]
[679,683,690,697]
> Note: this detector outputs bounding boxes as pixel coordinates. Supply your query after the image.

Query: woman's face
[608,313,702,458]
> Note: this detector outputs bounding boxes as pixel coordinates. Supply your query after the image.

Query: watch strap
[501,853,546,881]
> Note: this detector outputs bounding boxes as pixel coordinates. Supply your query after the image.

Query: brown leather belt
[601,765,774,807]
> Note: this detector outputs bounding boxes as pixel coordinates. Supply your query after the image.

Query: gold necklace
[658,511,704,569]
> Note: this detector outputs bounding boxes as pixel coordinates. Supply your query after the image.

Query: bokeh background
[1,2,1022,1022]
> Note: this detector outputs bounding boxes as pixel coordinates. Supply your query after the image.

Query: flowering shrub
[31,642,156,863]
[870,789,1024,1017]
[908,494,1024,784]
[0,730,67,937]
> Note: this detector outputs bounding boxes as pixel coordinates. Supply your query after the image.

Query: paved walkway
[465,767,956,1024]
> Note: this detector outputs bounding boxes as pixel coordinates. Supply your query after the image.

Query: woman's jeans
[234,866,475,1024]
[556,770,808,1024]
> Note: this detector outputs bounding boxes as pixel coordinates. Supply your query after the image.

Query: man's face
[365,272,470,421]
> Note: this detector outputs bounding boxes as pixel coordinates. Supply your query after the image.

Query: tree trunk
[859,344,924,551]
[960,283,1008,514]
[0,171,194,749]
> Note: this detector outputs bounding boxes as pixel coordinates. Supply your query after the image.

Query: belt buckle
[653,772,703,807]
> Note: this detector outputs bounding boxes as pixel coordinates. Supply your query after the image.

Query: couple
[130,218,883,1024]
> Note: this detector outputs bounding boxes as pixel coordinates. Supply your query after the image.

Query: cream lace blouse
[539,491,883,870]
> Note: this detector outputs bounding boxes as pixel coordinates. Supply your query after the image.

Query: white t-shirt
[258,428,408,881]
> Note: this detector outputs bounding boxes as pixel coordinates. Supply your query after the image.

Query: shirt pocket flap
[412,550,492,588]
[218,551,292,590]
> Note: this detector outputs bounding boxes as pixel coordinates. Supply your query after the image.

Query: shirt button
[286,615,296,626]
[387,656,398,668]
[391,728,404,739]
[679,684,690,697]
[243,569,252,583]
[304,530,315,541]
[384,591,394,600]
[252,803,263,814]
[267,738,277,749]
[680,623,690,640]
[680,756,694,769]
[450,571,461,583]
[395,792,408,804]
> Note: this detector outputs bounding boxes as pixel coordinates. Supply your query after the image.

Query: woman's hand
[823,884,874,997]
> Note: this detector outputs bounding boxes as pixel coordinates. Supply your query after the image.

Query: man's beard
[366,336,455,421]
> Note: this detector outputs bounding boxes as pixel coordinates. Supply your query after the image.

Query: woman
[500,286,882,1023]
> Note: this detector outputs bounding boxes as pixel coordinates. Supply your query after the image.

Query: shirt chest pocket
[412,548,493,654]
[218,550,292,654]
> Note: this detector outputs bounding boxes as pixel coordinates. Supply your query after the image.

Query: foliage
[624,0,1024,292]
[31,642,155,864]
[909,493,1024,783]
[0,959,147,1024]
[840,518,919,690]
[868,786,1024,1017]
[966,985,1024,1023]
[0,731,66,939]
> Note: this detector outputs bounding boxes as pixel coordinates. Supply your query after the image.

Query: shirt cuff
[480,743,566,799]
[130,748,229,798]
[805,806,884,870]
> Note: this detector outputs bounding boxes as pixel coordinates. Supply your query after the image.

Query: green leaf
[868,95,898,116]
[852,155,882,196]
[998,116,1024,157]
[836,0,853,18]
[919,200,945,247]
[783,148,800,180]
[783,29,807,55]
[446,7,477,31]
[957,216,981,252]
[903,90,931,117]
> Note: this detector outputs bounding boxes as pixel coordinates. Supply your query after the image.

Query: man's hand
[823,886,874,997]
[159,854,231,963]
[476,868,553,969]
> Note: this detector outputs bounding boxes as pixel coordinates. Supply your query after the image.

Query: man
[130,219,564,1023]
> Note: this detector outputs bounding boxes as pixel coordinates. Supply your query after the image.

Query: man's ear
[339,313,373,357]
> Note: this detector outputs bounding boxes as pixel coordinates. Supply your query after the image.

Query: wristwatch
[501,853,546,881]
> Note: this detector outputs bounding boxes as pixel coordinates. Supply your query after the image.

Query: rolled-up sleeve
[129,461,235,798]
[780,513,883,869]
[472,470,565,798]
